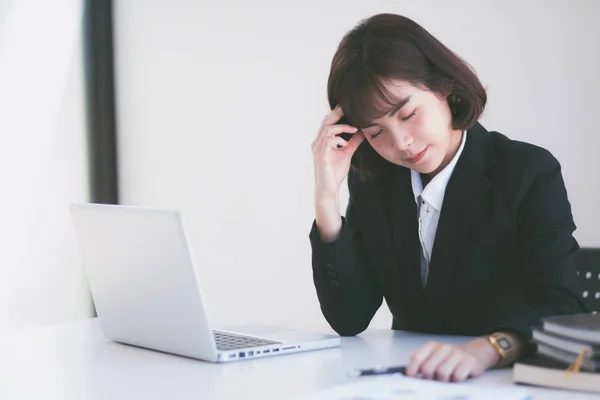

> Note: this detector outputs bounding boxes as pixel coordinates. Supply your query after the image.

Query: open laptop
[69,202,340,362]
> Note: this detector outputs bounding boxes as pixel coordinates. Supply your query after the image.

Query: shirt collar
[411,130,467,211]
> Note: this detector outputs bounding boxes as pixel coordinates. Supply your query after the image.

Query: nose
[392,129,413,152]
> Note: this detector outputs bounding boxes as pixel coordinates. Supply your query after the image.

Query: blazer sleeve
[309,172,383,336]
[487,150,587,355]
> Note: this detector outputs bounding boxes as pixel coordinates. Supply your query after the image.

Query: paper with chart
[294,375,530,400]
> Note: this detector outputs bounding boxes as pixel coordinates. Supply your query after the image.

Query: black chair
[574,248,600,314]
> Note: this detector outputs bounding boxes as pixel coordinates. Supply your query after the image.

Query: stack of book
[513,313,600,393]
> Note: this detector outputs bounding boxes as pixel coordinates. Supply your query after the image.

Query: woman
[309,13,587,383]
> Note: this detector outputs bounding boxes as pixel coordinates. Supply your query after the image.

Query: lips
[404,146,429,164]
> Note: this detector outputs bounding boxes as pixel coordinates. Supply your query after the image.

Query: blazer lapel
[423,123,495,313]
[389,166,423,292]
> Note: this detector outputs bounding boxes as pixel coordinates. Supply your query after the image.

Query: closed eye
[401,111,416,122]
[370,130,383,139]
[368,110,416,139]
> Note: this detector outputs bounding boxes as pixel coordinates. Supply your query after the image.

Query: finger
[322,124,358,138]
[451,358,475,383]
[420,344,455,380]
[325,136,350,150]
[345,130,365,153]
[322,105,345,126]
[434,349,463,382]
[315,125,357,150]
[406,342,438,377]
[314,123,354,148]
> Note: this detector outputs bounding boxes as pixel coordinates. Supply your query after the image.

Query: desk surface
[0,319,596,399]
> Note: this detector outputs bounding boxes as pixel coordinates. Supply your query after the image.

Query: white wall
[0,0,94,331]
[113,0,600,333]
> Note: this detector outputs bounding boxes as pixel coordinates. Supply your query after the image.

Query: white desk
[0,318,595,399]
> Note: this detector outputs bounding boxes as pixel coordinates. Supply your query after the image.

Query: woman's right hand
[311,106,365,201]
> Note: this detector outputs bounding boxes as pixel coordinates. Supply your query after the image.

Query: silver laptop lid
[70,203,219,361]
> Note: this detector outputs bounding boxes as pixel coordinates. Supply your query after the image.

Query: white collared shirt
[411,131,467,287]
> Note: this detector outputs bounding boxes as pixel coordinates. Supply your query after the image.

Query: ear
[434,87,452,102]
[441,86,453,100]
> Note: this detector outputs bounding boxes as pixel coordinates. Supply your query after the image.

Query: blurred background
[0,0,598,333]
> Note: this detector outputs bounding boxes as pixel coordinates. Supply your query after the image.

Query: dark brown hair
[327,13,486,180]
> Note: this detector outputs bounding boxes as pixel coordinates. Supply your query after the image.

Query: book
[513,356,600,393]
[532,328,600,358]
[536,343,600,372]
[543,313,600,344]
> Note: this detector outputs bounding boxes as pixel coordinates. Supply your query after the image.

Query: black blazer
[309,122,587,353]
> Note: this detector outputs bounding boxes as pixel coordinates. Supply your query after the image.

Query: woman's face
[359,80,463,176]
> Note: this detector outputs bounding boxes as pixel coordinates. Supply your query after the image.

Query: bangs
[326,13,486,179]
[335,69,405,128]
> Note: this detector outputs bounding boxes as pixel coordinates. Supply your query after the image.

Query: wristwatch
[486,332,516,367]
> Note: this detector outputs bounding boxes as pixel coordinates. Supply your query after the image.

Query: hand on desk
[405,337,501,382]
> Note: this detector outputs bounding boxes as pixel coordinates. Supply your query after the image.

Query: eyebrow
[362,96,412,128]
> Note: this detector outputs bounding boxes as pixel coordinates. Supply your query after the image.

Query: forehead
[341,78,428,127]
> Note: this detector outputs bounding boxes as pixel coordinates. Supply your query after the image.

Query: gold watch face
[496,336,512,351]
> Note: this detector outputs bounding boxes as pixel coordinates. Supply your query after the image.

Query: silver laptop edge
[69,202,340,363]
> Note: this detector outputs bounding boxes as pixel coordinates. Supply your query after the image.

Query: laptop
[69,202,340,362]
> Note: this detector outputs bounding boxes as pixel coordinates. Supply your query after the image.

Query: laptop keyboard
[213,331,281,351]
